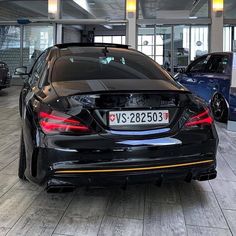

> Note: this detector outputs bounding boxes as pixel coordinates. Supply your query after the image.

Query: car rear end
[27,45,218,189]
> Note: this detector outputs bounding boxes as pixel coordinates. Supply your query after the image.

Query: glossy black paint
[19,44,218,188]
[0,62,11,89]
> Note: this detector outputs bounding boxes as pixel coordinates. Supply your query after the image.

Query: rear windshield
[51,48,170,82]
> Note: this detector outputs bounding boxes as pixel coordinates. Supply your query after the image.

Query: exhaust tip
[197,171,217,181]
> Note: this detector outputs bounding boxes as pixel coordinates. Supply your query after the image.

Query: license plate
[109,110,169,126]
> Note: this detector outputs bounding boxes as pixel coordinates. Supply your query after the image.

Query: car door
[196,54,231,103]
[177,55,209,95]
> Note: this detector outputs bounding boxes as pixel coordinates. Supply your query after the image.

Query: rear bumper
[46,161,217,190]
[24,125,218,187]
[25,139,217,187]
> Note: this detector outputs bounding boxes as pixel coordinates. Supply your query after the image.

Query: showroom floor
[0,87,236,236]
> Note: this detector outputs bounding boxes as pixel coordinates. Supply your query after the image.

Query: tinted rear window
[51,48,171,82]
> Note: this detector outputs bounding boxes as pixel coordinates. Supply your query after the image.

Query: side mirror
[14,66,28,76]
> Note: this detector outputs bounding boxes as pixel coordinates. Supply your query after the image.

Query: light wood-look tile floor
[0,86,236,236]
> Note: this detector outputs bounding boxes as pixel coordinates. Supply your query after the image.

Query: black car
[0,61,11,90]
[17,43,218,191]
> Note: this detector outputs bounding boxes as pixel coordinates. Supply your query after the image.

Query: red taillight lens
[185,109,213,127]
[39,111,90,134]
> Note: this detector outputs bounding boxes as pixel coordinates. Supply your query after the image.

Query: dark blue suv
[175,52,233,122]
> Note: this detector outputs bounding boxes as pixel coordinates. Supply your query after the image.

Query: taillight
[39,111,91,134]
[185,109,213,127]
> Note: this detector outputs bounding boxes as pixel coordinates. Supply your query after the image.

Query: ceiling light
[48,0,58,15]
[126,0,136,13]
[212,0,224,12]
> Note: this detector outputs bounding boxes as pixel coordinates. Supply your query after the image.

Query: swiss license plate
[109,110,169,126]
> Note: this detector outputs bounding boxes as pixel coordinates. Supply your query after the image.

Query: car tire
[18,131,27,180]
[211,94,228,123]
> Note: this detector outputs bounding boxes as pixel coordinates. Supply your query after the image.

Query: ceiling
[0,0,235,21]
[138,0,208,19]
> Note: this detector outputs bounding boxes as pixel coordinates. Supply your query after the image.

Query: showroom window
[23,26,54,70]
[173,25,190,72]
[137,25,209,73]
[223,26,236,52]
[138,27,155,60]
[223,26,232,51]
[0,25,21,74]
[95,35,126,44]
[190,26,209,61]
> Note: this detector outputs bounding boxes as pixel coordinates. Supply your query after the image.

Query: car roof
[207,52,232,56]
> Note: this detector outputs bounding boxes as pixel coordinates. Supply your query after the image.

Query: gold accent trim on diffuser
[54,160,214,174]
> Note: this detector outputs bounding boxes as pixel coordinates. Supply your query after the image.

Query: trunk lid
[50,80,190,133]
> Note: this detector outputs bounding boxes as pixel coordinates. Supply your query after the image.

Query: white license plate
[109,110,169,126]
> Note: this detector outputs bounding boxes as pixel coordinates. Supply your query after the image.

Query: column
[48,0,62,44]
[210,0,224,52]
[126,0,137,49]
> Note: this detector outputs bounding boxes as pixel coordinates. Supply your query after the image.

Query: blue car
[175,52,234,122]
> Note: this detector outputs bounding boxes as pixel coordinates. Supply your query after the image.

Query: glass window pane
[206,55,229,74]
[23,26,53,69]
[102,36,112,43]
[191,26,209,61]
[155,56,163,65]
[156,26,172,71]
[137,46,142,52]
[142,35,154,45]
[174,25,190,72]
[122,36,126,44]
[52,51,170,82]
[223,27,232,52]
[156,46,163,56]
[95,36,103,43]
[156,35,163,45]
[0,25,20,75]
[141,46,153,56]
[112,36,122,44]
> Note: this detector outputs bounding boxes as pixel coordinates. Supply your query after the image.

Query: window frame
[28,49,49,87]
[205,54,231,75]
[186,55,208,74]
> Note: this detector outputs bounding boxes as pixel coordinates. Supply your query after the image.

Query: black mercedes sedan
[0,61,11,90]
[16,43,218,191]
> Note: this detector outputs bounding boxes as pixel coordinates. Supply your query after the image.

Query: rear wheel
[211,94,228,123]
[18,131,27,180]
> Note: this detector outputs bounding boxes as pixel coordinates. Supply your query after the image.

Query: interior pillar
[48,0,62,44]
[126,0,137,49]
[210,0,224,52]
